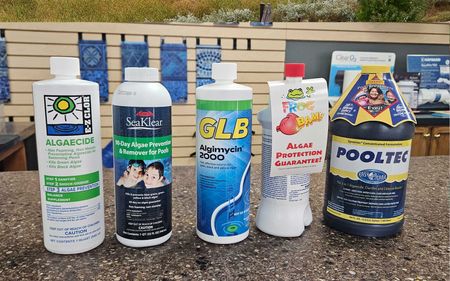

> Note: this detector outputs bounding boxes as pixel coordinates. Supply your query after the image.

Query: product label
[330,71,416,126]
[44,172,100,202]
[43,171,102,245]
[407,55,450,89]
[113,106,172,240]
[326,135,411,224]
[40,94,103,246]
[45,95,93,136]
[269,78,329,177]
[196,99,252,237]
[262,132,310,202]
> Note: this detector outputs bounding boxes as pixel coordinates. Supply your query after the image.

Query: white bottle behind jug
[256,107,313,237]
[33,57,105,254]
[256,63,328,237]
[113,67,172,247]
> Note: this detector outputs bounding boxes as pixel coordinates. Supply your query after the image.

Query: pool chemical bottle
[113,67,172,247]
[196,63,253,244]
[256,63,329,237]
[325,65,417,237]
[32,57,105,254]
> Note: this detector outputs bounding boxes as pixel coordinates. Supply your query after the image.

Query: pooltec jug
[324,65,416,237]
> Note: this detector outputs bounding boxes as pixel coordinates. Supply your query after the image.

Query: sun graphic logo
[44,95,92,136]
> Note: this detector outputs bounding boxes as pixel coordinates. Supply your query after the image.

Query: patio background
[0,22,448,165]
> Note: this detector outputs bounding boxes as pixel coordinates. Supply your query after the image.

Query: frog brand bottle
[256,63,328,237]
[33,57,105,254]
[256,108,312,237]
[196,63,253,244]
[113,67,172,247]
[325,65,417,237]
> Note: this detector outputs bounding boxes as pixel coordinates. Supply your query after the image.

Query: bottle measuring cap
[285,63,305,78]
[212,63,237,81]
[50,57,80,76]
[125,67,160,82]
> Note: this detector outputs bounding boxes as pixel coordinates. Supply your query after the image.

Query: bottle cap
[285,63,305,78]
[50,57,80,76]
[125,67,159,82]
[212,63,237,81]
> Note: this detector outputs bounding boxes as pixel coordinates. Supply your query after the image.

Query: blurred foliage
[202,8,256,23]
[356,0,429,22]
[0,0,447,22]
[167,8,256,23]
[165,13,202,23]
[0,0,281,22]
[273,0,357,22]
[422,0,450,22]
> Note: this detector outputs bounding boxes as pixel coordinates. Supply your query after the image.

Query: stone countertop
[0,156,448,281]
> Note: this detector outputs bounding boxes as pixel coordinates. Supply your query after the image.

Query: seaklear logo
[136,111,154,117]
[126,111,162,131]
[357,169,387,184]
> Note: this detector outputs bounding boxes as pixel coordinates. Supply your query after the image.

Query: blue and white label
[357,169,388,184]
[407,55,450,89]
[196,99,252,237]
[327,135,411,224]
[113,105,172,240]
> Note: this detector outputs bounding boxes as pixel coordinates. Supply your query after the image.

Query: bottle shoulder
[112,82,172,107]
[32,78,98,96]
[196,82,253,101]
[33,78,98,87]
[331,119,415,141]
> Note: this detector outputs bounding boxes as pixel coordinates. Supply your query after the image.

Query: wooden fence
[0,22,448,165]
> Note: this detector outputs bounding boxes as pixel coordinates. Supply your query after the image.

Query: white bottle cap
[50,57,80,76]
[125,67,159,82]
[212,63,237,81]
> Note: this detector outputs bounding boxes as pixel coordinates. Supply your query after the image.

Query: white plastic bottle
[196,63,253,244]
[112,67,172,247]
[32,57,105,254]
[256,107,312,237]
[255,63,328,237]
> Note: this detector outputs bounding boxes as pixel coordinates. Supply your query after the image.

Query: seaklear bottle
[113,67,172,247]
[33,57,105,254]
[324,65,417,237]
[196,63,253,244]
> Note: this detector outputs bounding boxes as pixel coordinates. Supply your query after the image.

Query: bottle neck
[53,75,77,80]
[286,76,303,82]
